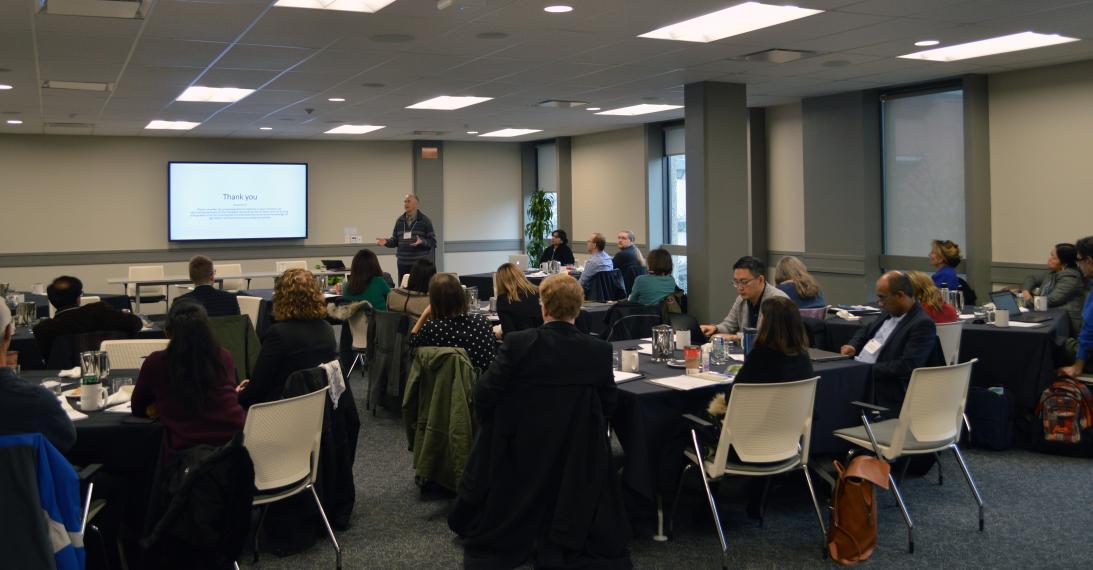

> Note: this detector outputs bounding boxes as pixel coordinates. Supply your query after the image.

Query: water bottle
[742,327,758,356]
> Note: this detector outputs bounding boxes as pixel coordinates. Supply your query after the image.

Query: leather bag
[827,456,890,566]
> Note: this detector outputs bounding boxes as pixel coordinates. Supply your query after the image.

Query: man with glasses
[1058,236,1093,379]
[840,271,943,408]
[700,256,788,341]
[579,233,614,290]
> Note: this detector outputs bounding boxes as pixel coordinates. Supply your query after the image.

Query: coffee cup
[33,283,45,295]
[621,347,640,373]
[674,329,691,351]
[79,384,109,411]
[1033,296,1048,311]
[993,309,1010,327]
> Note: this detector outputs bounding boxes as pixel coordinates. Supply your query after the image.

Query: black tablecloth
[610,344,871,530]
[23,292,132,319]
[10,325,165,371]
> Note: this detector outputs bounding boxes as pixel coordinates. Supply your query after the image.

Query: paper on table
[635,343,653,355]
[648,374,722,391]
[613,371,642,383]
[59,366,81,379]
[1000,321,1043,328]
[104,390,131,407]
[104,402,132,414]
[958,314,976,320]
[58,397,88,421]
[728,353,746,362]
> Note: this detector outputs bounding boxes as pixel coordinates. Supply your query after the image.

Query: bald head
[403,194,419,215]
[876,271,916,316]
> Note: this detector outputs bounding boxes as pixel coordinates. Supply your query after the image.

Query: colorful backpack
[1035,377,1093,455]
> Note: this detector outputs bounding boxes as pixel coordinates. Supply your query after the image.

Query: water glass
[710,336,728,366]
[111,377,135,395]
[742,327,758,355]
[613,351,622,371]
[80,351,100,379]
[651,324,674,363]
[97,351,111,380]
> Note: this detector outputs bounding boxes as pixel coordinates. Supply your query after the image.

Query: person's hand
[840,345,856,357]
[412,236,424,247]
[1057,363,1084,379]
[1021,290,1033,302]
[716,333,742,343]
[235,379,250,394]
[375,237,387,246]
[700,324,717,337]
[145,404,158,419]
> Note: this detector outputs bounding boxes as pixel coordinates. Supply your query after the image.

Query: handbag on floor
[965,386,1013,451]
[826,455,890,566]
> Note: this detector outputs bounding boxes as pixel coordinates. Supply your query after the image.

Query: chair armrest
[684,414,719,448]
[77,463,103,482]
[850,401,889,414]
[683,413,714,428]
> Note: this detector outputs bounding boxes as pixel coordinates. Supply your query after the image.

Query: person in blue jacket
[929,239,962,291]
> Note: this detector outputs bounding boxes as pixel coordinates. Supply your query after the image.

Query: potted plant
[524,189,554,264]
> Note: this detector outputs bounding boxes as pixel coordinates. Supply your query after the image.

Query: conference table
[9,324,166,371]
[609,340,871,535]
[459,269,582,301]
[108,269,349,313]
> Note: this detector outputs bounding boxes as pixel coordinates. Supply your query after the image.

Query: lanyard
[404,213,419,235]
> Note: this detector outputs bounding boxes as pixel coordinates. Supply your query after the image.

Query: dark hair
[188,255,214,283]
[885,271,915,298]
[47,275,83,310]
[346,249,382,296]
[552,229,569,246]
[428,273,467,319]
[647,248,673,276]
[732,256,766,278]
[407,259,437,293]
[591,233,606,252]
[1078,237,1093,262]
[1055,243,1078,269]
[755,297,808,355]
[165,301,226,414]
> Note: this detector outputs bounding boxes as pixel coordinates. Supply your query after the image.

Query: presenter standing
[377,194,437,280]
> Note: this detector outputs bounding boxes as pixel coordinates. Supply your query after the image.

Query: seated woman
[410,273,496,371]
[339,248,390,310]
[628,248,678,305]
[494,262,544,337]
[1019,243,1087,331]
[908,271,959,323]
[132,301,245,456]
[929,239,963,291]
[774,255,826,309]
[387,258,435,320]
[538,229,575,267]
[239,268,337,408]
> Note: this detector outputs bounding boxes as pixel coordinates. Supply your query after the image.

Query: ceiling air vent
[733,49,816,64]
[39,0,152,19]
[537,100,588,108]
[44,122,95,135]
[413,130,445,137]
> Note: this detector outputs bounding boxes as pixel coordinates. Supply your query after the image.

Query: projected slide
[169,162,308,241]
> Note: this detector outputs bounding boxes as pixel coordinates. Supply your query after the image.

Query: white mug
[33,283,45,295]
[993,309,1010,327]
[621,348,640,373]
[674,330,691,351]
[1033,296,1048,311]
[79,384,108,411]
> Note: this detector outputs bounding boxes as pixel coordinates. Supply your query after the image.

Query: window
[671,255,688,295]
[882,88,965,257]
[664,125,686,245]
[535,143,560,234]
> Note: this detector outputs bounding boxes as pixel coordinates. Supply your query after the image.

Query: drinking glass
[97,351,111,381]
[613,351,622,371]
[111,377,135,396]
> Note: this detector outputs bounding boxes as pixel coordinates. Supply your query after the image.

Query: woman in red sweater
[908,270,959,323]
[132,300,245,455]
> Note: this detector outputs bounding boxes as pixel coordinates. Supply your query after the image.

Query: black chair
[958,277,978,307]
[669,313,706,345]
[603,303,663,342]
[585,270,626,303]
[618,265,647,295]
[45,330,132,369]
[801,317,832,351]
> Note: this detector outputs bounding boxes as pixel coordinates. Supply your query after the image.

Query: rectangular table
[609,342,871,534]
[109,269,349,313]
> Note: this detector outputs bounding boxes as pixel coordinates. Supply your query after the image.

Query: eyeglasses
[732,277,756,288]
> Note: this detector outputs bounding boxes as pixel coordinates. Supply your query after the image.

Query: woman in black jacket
[494,262,544,336]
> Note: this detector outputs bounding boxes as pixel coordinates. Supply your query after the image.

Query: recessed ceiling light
[0,84,12,90]
[176,86,254,103]
[586,107,601,111]
[900,31,1078,62]
[407,95,493,110]
[145,120,200,130]
[466,130,479,134]
[914,40,940,47]
[43,80,112,92]
[6,119,23,125]
[639,2,822,43]
[273,0,397,13]
[328,97,346,102]
[479,128,542,137]
[259,127,273,130]
[325,124,385,134]
[596,104,683,116]
[544,5,573,13]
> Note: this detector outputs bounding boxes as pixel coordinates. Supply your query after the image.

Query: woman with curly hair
[907,271,959,324]
[238,267,337,407]
[929,239,962,291]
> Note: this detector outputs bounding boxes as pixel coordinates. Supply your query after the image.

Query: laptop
[808,347,850,363]
[988,291,1054,323]
[508,254,530,271]
[320,259,346,271]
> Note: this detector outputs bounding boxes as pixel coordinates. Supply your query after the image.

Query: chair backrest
[586,269,626,302]
[711,377,819,476]
[275,260,307,273]
[127,265,166,297]
[243,386,329,491]
[100,339,169,369]
[798,306,828,320]
[49,295,99,318]
[236,296,262,330]
[935,321,963,366]
[605,312,662,342]
[215,263,245,291]
[892,359,977,454]
[619,264,647,295]
[668,312,705,345]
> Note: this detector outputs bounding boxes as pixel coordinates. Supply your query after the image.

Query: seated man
[701,256,789,341]
[449,274,631,569]
[612,230,644,272]
[0,303,76,452]
[578,232,614,290]
[1058,236,1093,379]
[173,255,240,317]
[840,271,944,409]
[32,276,143,362]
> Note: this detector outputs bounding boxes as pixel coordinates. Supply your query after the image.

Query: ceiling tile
[130,38,228,68]
[216,44,317,71]
[143,0,267,43]
[35,32,135,63]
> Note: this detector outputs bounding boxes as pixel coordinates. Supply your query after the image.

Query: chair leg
[253,504,268,563]
[934,452,944,486]
[667,462,693,538]
[756,477,772,528]
[802,466,828,555]
[950,445,985,531]
[308,484,343,569]
[887,472,915,554]
[346,353,360,379]
[690,430,728,570]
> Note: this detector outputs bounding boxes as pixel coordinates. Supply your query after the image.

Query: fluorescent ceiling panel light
[43,80,112,92]
[40,0,151,19]
[273,0,397,13]
[0,84,12,90]
[328,97,346,102]
[639,2,822,43]
[6,119,23,125]
[325,124,385,134]
[914,40,940,47]
[466,130,479,134]
[544,5,572,13]
[479,128,541,137]
[145,120,200,130]
[259,127,273,130]
[407,95,493,110]
[899,31,1079,62]
[586,107,601,111]
[176,86,254,103]
[596,104,682,116]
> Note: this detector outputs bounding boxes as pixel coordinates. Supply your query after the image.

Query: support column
[684,81,750,323]
[413,140,444,270]
[963,74,992,297]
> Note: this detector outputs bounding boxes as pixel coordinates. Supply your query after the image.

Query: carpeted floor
[240,372,1093,569]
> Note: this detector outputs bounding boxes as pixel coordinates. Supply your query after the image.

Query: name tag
[403,232,412,240]
[863,338,883,355]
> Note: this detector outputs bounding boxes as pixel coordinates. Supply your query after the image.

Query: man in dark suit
[173,255,240,317]
[450,274,631,569]
[32,275,143,363]
[840,271,945,409]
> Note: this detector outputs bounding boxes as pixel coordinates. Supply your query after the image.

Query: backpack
[827,455,890,566]
[1035,377,1093,455]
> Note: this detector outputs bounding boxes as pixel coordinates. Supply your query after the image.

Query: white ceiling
[3,0,1093,140]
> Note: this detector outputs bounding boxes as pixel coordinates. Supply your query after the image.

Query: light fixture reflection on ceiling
[325,124,386,134]
[639,2,822,43]
[544,5,573,13]
[407,95,493,110]
[145,120,200,130]
[899,31,1079,62]
[479,128,541,137]
[596,104,683,116]
[273,0,398,13]
[176,86,254,103]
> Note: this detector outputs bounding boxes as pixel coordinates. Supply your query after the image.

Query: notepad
[613,371,642,383]
[105,402,133,414]
[635,343,653,355]
[648,375,722,391]
[998,321,1043,328]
